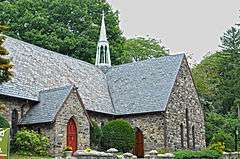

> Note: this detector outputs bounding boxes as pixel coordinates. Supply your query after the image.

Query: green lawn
[10,154,52,159]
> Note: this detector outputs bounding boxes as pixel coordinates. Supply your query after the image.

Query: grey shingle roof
[1,37,185,118]
[106,54,184,115]
[0,84,38,101]
[20,85,73,125]
[2,37,114,114]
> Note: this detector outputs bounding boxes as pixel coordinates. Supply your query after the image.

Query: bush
[90,121,102,149]
[174,149,222,159]
[208,142,225,153]
[0,115,10,128]
[14,128,49,156]
[101,119,135,152]
[210,130,233,152]
[157,147,172,154]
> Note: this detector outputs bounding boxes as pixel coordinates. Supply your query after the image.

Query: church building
[0,13,205,157]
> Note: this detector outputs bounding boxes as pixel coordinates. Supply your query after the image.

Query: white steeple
[95,11,111,67]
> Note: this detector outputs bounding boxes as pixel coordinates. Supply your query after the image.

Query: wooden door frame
[133,127,144,158]
[67,117,78,151]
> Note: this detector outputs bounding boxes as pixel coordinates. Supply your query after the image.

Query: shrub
[101,119,135,152]
[210,130,233,151]
[90,121,102,149]
[14,128,49,156]
[208,142,225,153]
[0,115,10,128]
[157,147,172,154]
[174,149,222,159]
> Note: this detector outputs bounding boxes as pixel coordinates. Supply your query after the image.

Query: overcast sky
[107,0,240,63]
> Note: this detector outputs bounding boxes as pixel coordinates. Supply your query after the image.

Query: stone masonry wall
[0,96,32,125]
[118,112,165,152]
[165,57,206,150]
[51,89,90,155]
[87,111,113,126]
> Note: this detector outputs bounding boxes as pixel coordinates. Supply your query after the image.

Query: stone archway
[67,118,77,151]
[133,127,144,158]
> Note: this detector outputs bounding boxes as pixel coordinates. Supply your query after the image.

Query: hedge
[101,119,135,152]
[174,149,222,159]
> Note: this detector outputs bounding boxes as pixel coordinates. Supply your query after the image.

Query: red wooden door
[133,128,144,158]
[67,118,77,151]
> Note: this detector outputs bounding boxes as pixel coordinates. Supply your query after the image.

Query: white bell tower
[95,11,111,67]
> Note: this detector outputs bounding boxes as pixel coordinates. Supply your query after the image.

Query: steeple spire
[95,11,111,67]
[99,11,107,42]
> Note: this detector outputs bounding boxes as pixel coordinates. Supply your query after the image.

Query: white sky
[107,0,240,63]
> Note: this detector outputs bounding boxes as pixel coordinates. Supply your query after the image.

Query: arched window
[180,123,184,148]
[105,46,108,63]
[101,121,105,128]
[192,125,195,150]
[100,45,104,63]
[186,108,190,148]
[21,105,24,117]
[11,109,18,138]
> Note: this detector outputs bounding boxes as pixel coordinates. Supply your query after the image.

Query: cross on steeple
[95,11,111,67]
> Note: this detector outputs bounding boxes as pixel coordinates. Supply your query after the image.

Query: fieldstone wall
[87,111,113,126]
[119,112,165,152]
[165,57,205,150]
[53,89,90,155]
[0,96,32,125]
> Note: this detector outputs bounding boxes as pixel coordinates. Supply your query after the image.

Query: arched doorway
[133,128,144,158]
[67,118,77,151]
[11,109,18,139]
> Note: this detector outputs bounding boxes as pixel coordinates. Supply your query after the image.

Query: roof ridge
[40,85,73,94]
[107,53,185,72]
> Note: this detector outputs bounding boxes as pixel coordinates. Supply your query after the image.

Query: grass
[10,154,53,159]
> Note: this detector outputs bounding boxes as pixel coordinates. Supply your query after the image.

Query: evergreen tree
[220,26,240,54]
[0,25,13,83]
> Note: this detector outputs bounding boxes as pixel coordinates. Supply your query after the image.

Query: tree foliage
[193,25,240,114]
[220,26,240,54]
[101,119,135,152]
[120,37,168,64]
[0,25,13,83]
[0,0,125,65]
[205,112,240,151]
[193,23,240,151]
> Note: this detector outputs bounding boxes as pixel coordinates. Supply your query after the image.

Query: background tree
[0,24,13,112]
[120,37,168,64]
[192,22,240,148]
[0,0,125,65]
[0,25,13,83]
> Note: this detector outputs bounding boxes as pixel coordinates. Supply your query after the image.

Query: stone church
[1,13,205,157]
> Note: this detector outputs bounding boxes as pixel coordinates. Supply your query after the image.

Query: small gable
[20,85,74,125]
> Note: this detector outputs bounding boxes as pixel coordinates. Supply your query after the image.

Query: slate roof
[20,85,73,125]
[106,54,184,115]
[0,84,38,101]
[2,37,114,114]
[1,37,185,120]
